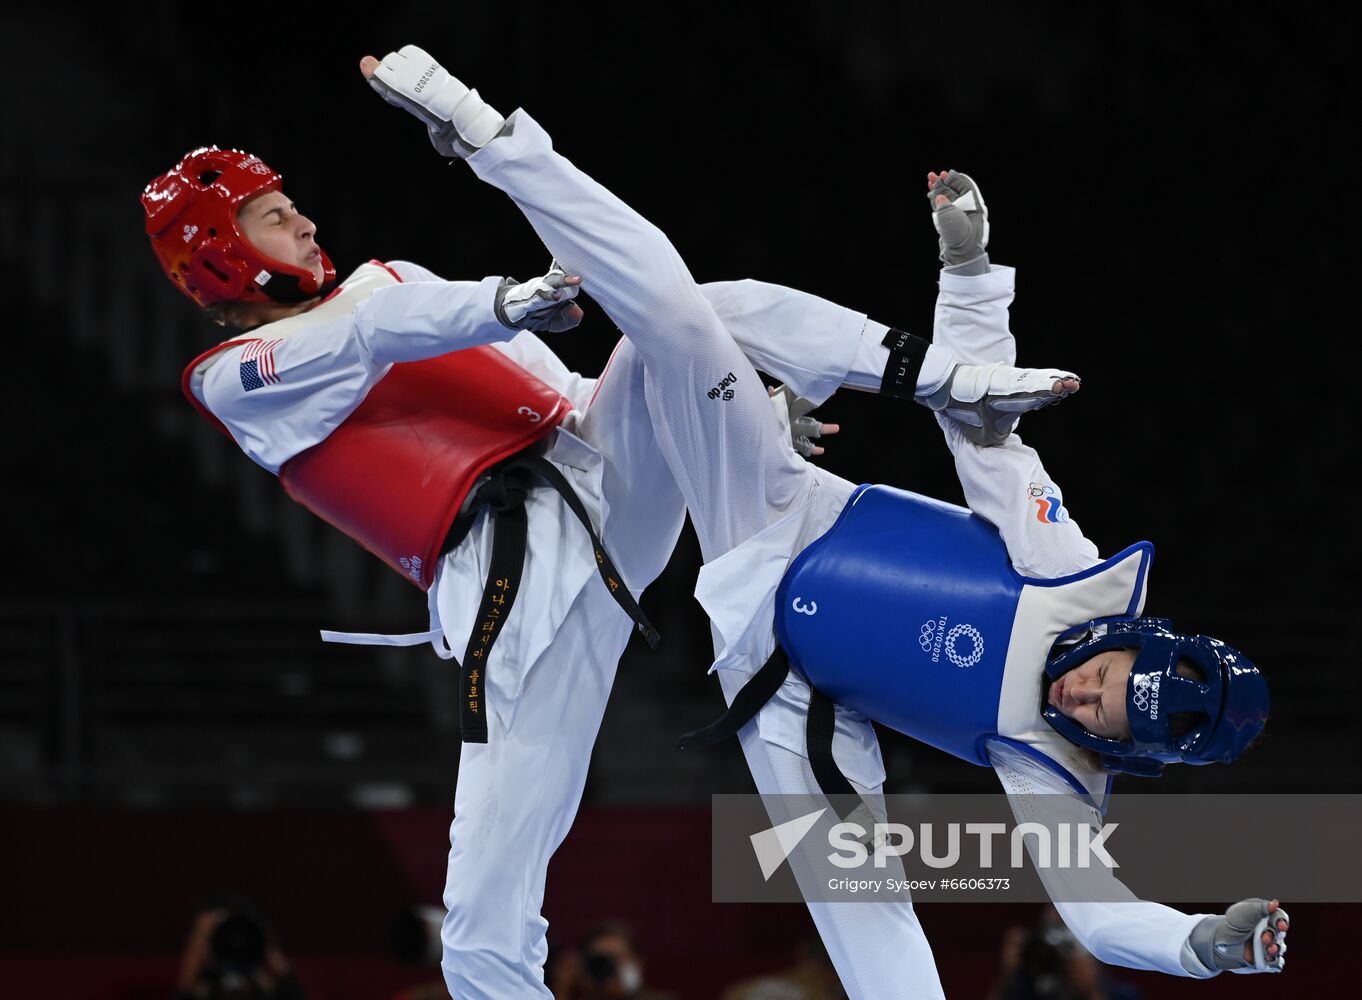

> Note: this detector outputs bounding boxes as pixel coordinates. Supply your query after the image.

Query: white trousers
[445,112,945,999]
[442,576,635,997]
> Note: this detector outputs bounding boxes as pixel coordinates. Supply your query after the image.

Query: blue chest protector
[774,484,1154,801]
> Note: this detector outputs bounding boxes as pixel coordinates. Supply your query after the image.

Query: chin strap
[260,271,335,305]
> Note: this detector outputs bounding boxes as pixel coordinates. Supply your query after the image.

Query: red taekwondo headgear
[141,146,336,307]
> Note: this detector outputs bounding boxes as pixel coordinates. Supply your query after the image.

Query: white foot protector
[369,44,506,158]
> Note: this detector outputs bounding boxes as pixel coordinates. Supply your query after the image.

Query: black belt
[677,645,868,819]
[442,452,660,743]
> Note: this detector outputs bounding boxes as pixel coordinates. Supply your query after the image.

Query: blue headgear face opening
[1041,617,1269,777]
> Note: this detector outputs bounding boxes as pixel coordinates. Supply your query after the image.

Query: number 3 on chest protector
[517,406,542,422]
[791,596,818,616]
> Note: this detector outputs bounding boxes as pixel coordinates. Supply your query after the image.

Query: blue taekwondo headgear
[1042,617,1269,777]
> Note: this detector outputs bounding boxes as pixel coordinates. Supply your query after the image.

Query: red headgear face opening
[141,146,336,308]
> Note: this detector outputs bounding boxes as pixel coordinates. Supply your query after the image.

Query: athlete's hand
[1189,898,1290,974]
[495,260,585,333]
[926,169,989,267]
[769,385,840,458]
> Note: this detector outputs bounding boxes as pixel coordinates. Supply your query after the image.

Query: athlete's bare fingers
[360,55,379,79]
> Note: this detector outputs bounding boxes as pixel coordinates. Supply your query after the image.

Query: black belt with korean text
[440,452,661,743]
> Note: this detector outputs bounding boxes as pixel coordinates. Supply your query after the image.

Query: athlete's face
[237,190,325,286]
[1047,648,1135,740]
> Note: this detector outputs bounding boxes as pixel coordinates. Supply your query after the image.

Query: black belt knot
[479,468,531,511]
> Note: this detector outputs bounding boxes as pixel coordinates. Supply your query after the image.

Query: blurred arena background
[1,2,1355,997]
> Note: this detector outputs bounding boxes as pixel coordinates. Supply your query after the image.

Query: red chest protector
[181,262,572,591]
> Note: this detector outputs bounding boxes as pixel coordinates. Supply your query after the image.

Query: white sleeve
[930,264,1101,578]
[988,742,1218,979]
[699,279,961,403]
[697,279,871,406]
[198,267,517,473]
[198,311,392,473]
[352,273,512,364]
[385,259,445,283]
[932,265,1019,366]
[389,260,596,409]
[937,425,1101,578]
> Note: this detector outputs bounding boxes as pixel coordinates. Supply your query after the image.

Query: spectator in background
[173,892,306,1000]
[551,921,678,1000]
[720,932,845,1000]
[990,906,1143,1000]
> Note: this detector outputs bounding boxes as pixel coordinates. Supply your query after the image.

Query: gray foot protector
[920,364,1079,446]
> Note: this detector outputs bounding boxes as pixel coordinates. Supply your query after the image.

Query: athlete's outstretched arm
[923,179,1100,577]
[930,264,1099,577]
[191,260,591,473]
[991,745,1289,978]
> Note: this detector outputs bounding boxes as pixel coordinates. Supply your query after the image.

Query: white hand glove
[917,362,1080,446]
[928,170,990,267]
[494,261,583,333]
[769,384,834,458]
[1189,898,1290,974]
[366,44,506,158]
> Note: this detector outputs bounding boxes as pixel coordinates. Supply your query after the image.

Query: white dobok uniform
[687,269,1221,994]
[461,112,1222,996]
[190,107,1214,996]
[187,140,959,1000]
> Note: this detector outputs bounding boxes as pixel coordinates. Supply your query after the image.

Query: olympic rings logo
[1132,674,1160,717]
[919,621,936,651]
[944,624,984,668]
[1027,482,1056,498]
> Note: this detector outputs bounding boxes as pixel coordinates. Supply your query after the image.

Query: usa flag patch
[239,339,283,391]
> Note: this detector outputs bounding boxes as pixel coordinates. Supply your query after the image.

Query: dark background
[1,2,1356,997]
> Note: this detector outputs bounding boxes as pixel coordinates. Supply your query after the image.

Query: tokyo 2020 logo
[944,624,984,668]
[920,618,984,667]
